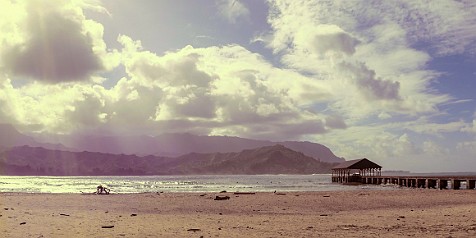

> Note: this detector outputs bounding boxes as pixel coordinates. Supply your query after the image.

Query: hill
[167,144,337,174]
[38,133,344,163]
[0,145,337,175]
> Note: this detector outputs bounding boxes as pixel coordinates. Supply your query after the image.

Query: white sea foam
[0,175,398,193]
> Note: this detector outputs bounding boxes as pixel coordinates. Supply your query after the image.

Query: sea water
[0,174,398,193]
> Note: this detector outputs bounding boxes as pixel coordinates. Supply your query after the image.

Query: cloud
[0,78,18,125]
[0,35,329,137]
[0,0,108,83]
[394,1,476,55]
[216,0,250,24]
[457,141,476,155]
[264,0,453,122]
[462,120,476,133]
[402,119,467,136]
[313,32,360,56]
[325,115,347,129]
[339,62,401,101]
[422,141,447,155]
[118,40,327,137]
[292,24,360,57]
[63,86,107,129]
[266,0,476,56]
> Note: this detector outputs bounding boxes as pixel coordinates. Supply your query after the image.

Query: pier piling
[331,174,476,190]
[468,180,476,189]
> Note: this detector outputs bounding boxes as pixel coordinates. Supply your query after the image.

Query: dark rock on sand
[214,196,230,200]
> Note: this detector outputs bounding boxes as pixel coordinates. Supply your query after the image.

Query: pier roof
[332,158,381,170]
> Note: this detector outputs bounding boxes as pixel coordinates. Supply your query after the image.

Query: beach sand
[1,189,475,237]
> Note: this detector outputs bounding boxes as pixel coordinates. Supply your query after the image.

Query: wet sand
[1,189,475,237]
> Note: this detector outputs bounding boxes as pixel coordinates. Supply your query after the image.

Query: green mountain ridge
[0,145,337,175]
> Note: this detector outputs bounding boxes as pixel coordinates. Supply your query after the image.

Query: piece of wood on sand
[214,195,230,200]
[233,192,256,195]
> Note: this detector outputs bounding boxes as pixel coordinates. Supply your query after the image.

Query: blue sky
[1,0,476,172]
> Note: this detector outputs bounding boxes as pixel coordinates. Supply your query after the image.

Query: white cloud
[267,0,476,56]
[338,62,401,101]
[0,0,114,83]
[462,120,476,133]
[216,0,250,24]
[264,0,453,122]
[403,119,467,136]
[422,141,447,155]
[397,1,476,55]
[1,33,336,137]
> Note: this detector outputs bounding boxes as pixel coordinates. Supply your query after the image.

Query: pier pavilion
[332,158,476,190]
[331,158,382,183]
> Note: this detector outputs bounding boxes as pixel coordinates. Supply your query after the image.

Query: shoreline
[1,189,475,237]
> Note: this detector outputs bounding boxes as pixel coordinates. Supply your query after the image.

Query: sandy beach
[1,189,475,237]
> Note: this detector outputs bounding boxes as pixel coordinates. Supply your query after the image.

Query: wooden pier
[353,175,476,190]
[331,158,476,190]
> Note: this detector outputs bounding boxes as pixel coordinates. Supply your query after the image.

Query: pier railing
[332,175,476,190]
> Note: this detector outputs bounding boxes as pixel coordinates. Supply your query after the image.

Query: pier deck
[333,175,476,190]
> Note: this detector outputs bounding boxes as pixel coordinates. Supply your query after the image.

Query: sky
[1,0,476,172]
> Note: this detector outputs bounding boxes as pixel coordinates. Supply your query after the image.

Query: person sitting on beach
[96,185,103,194]
[96,185,110,195]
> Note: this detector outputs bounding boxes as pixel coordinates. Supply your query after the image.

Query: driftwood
[214,195,230,200]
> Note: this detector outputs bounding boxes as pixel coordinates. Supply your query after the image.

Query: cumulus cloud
[313,31,360,56]
[216,0,250,24]
[339,62,401,101]
[264,0,453,122]
[114,38,335,138]
[0,0,108,83]
[291,24,361,57]
[0,33,332,138]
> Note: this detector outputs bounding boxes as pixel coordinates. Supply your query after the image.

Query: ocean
[0,174,399,193]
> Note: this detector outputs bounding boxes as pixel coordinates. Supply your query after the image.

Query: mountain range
[0,124,344,175]
[32,133,343,163]
[0,145,337,175]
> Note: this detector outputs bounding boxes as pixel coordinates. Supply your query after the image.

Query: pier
[331,158,476,190]
[355,175,476,190]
